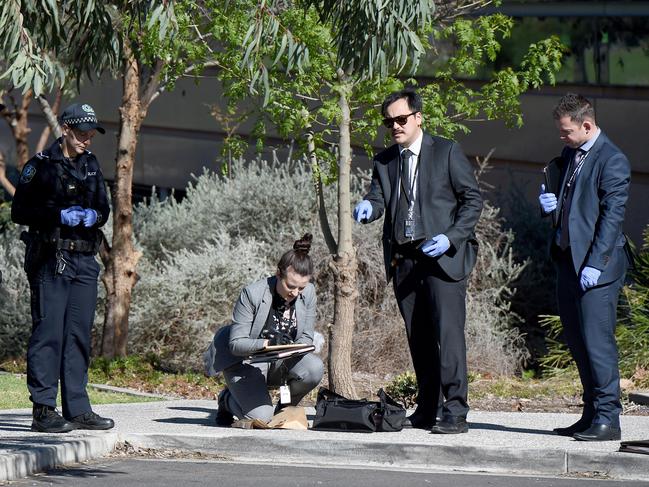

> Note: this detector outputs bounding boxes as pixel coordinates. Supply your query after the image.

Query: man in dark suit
[353,89,483,433]
[539,93,631,441]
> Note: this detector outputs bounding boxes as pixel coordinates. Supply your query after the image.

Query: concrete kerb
[2,400,649,482]
[121,432,649,480]
[0,433,119,482]
[3,431,649,483]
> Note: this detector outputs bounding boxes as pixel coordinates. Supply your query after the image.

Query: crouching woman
[204,234,324,425]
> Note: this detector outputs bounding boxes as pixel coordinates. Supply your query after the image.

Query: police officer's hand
[539,184,557,214]
[353,200,372,223]
[60,206,85,226]
[421,234,450,258]
[579,266,601,291]
[82,208,98,227]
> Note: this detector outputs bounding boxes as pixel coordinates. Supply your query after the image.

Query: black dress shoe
[32,405,75,433]
[403,410,434,430]
[431,415,468,434]
[573,424,621,442]
[553,418,591,437]
[70,411,115,430]
[215,389,234,426]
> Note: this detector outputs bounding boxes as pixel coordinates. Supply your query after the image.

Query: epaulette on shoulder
[35,151,49,160]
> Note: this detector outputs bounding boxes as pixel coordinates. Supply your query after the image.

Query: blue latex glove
[82,208,98,227]
[421,234,451,258]
[60,206,84,226]
[580,266,601,291]
[539,183,557,214]
[353,200,372,223]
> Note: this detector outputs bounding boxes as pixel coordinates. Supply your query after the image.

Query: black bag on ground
[311,387,406,432]
[620,439,649,455]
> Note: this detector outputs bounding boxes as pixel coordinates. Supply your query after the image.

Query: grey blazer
[204,276,316,375]
[554,131,631,285]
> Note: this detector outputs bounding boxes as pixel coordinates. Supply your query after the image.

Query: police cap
[60,103,105,134]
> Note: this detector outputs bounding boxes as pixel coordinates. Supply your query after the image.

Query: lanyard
[563,150,589,196]
[400,151,420,206]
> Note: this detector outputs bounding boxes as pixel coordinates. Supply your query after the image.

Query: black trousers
[26,250,100,418]
[556,247,625,428]
[392,249,469,419]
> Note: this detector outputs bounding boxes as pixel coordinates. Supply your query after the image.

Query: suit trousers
[393,252,469,419]
[26,250,99,418]
[222,352,324,423]
[556,247,624,428]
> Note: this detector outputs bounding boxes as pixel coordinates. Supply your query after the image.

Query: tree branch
[35,91,63,151]
[306,128,337,254]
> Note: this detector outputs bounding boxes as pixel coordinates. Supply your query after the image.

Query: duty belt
[56,238,98,253]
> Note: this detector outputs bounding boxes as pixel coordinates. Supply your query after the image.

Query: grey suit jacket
[363,132,483,281]
[203,276,317,375]
[554,131,631,284]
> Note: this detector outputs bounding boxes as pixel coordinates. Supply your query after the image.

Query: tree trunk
[101,45,144,358]
[327,74,358,398]
[14,91,32,169]
[1,90,33,170]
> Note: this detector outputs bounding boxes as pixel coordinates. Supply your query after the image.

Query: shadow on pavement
[153,406,216,426]
[469,422,553,436]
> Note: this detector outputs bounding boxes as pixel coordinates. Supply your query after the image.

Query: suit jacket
[553,131,631,284]
[363,132,483,281]
[203,276,317,375]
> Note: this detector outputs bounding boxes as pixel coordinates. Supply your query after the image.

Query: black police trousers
[26,250,100,418]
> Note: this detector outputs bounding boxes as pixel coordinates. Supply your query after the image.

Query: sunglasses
[382,111,418,129]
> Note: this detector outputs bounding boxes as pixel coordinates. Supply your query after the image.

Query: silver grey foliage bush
[128,156,528,376]
[0,155,528,377]
[0,227,32,359]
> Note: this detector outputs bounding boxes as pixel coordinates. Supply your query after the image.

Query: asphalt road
[6,459,649,487]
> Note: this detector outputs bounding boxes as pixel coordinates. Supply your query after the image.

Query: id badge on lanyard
[405,204,415,239]
[402,154,419,240]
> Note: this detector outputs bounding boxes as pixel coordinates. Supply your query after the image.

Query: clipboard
[262,343,314,351]
[543,156,563,227]
[247,344,315,363]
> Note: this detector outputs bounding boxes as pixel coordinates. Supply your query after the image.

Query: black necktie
[400,149,412,201]
[559,149,585,250]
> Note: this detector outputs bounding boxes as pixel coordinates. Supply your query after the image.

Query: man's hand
[82,208,98,227]
[353,200,372,223]
[421,234,450,258]
[539,183,558,214]
[580,266,601,291]
[60,206,85,226]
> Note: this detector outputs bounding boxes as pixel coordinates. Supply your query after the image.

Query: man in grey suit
[539,93,631,441]
[353,89,483,433]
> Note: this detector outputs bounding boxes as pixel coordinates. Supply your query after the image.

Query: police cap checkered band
[60,102,105,134]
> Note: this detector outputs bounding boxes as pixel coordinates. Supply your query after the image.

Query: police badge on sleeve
[20,164,36,184]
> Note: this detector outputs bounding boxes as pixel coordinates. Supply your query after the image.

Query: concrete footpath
[1,400,649,482]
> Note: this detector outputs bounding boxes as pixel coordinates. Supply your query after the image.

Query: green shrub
[385,371,418,409]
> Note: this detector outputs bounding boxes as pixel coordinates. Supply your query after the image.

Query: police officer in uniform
[11,103,114,433]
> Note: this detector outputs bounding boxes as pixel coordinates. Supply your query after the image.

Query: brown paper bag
[231,406,307,430]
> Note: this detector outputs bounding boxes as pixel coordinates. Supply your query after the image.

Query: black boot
[68,411,115,430]
[32,404,76,433]
[215,389,234,426]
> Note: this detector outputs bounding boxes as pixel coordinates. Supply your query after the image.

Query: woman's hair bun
[293,233,313,254]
